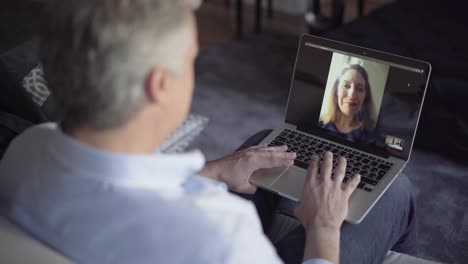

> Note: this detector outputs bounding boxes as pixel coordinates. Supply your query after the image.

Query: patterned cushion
[0,40,209,154]
[23,64,209,153]
[159,114,209,153]
[22,64,50,107]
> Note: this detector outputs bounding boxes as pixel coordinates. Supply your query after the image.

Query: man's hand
[199,145,296,194]
[294,151,360,263]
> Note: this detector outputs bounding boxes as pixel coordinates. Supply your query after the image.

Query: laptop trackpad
[271,166,306,201]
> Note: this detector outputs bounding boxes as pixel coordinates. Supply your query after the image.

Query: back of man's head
[41,0,201,131]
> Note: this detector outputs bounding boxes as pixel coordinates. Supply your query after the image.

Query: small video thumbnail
[385,135,404,151]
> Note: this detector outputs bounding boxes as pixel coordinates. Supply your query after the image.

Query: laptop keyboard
[268,129,394,192]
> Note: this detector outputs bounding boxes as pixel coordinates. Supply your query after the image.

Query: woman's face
[337,69,366,118]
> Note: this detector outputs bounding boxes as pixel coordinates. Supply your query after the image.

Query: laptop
[250,34,431,224]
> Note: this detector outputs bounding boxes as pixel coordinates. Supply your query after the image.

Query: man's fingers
[246,144,290,152]
[245,145,268,151]
[344,174,361,198]
[243,183,257,194]
[258,145,288,152]
[333,157,347,188]
[293,203,302,218]
[276,159,295,168]
[319,151,333,184]
[273,151,297,160]
[253,151,296,169]
[306,155,319,186]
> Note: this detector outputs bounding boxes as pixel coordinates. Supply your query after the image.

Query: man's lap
[235,130,418,264]
[269,173,417,264]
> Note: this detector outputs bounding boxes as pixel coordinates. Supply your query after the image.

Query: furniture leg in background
[235,0,273,38]
[306,0,366,34]
[358,0,365,17]
[255,0,262,33]
[236,0,243,38]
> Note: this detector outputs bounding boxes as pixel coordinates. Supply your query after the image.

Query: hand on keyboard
[269,129,393,192]
[200,145,296,194]
[294,151,361,262]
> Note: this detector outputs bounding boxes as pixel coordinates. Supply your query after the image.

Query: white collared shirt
[0,123,329,264]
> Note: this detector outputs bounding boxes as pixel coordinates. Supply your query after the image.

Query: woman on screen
[319,64,376,144]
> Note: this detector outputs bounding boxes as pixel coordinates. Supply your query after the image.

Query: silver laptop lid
[284,35,431,161]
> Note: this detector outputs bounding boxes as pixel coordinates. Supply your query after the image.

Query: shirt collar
[46,124,205,195]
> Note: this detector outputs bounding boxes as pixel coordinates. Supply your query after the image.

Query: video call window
[385,135,404,151]
[318,53,388,145]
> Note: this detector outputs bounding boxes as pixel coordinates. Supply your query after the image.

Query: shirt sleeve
[303,258,333,264]
[222,200,283,264]
[187,180,283,264]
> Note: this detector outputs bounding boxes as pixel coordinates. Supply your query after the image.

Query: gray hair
[40,0,201,130]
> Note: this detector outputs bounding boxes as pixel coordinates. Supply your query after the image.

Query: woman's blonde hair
[320,64,375,129]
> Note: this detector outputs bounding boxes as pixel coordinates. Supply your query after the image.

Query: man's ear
[145,66,170,106]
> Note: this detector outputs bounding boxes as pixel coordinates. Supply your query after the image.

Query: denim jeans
[235,130,418,264]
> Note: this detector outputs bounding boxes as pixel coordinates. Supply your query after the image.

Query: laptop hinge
[284,123,297,130]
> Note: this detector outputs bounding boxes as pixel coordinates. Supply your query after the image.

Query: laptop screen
[285,35,431,160]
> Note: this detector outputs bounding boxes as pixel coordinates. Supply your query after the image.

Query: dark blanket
[320,0,468,163]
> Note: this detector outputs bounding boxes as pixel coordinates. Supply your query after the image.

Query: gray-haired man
[0,1,417,263]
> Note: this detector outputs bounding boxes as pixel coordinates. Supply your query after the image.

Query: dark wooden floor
[196,0,394,48]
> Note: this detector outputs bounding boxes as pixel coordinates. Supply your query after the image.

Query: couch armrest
[0,216,73,264]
